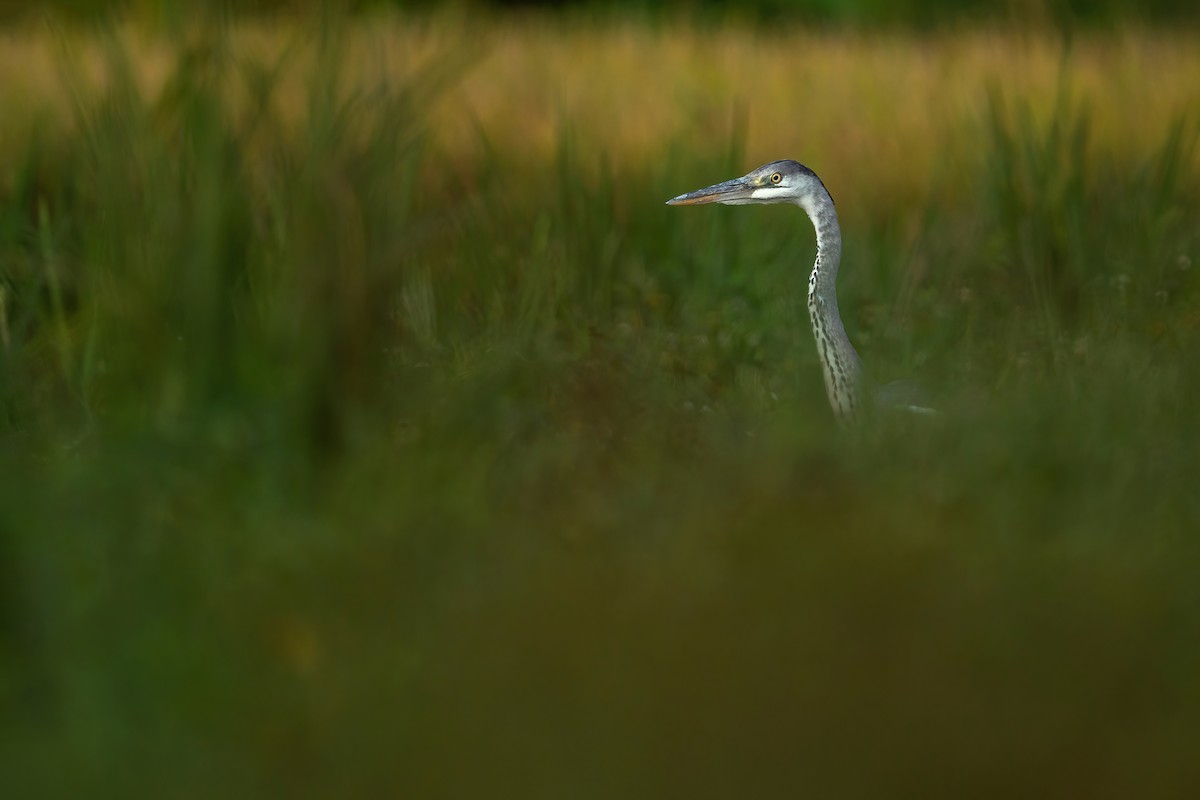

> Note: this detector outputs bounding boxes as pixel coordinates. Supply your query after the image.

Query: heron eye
[770,172,783,184]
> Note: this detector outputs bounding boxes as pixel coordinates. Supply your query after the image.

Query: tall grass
[1,12,1199,798]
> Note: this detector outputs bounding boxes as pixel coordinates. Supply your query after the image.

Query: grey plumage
[666,159,932,422]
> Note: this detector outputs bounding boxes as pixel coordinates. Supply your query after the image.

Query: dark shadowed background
[1,2,1199,797]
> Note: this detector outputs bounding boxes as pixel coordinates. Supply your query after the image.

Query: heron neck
[800,193,864,421]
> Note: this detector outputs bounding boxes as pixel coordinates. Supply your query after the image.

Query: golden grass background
[2,16,1198,210]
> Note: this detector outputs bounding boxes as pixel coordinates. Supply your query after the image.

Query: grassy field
[2,10,1200,798]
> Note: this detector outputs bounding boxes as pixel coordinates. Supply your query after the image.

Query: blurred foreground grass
[1,12,1200,798]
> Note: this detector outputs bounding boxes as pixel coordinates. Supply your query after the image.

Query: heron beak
[665,176,757,205]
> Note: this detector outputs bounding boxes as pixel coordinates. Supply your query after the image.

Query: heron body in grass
[666,159,935,422]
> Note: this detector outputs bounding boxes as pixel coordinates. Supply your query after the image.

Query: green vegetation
[5,0,1200,28]
[1,13,1198,798]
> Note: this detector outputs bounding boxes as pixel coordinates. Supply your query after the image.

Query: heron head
[665,159,829,207]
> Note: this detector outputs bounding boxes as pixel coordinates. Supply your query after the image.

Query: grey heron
[666,159,934,422]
